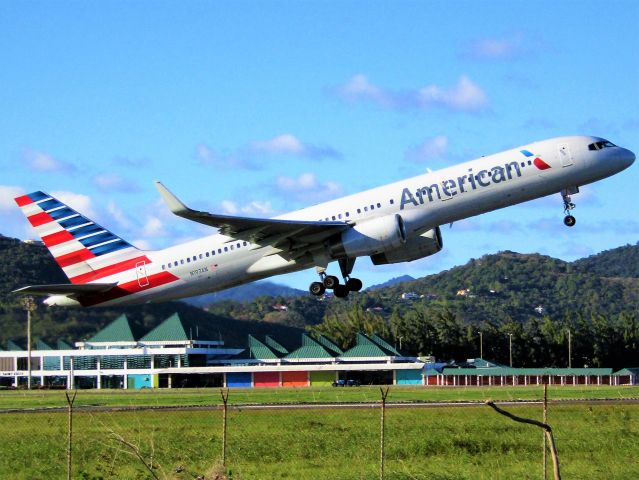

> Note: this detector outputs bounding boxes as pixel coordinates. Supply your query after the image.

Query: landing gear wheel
[323,275,340,289]
[309,282,326,296]
[563,215,576,227]
[333,284,349,298]
[346,278,363,292]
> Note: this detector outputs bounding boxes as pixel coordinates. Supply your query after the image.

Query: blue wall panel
[226,372,252,388]
[396,369,423,385]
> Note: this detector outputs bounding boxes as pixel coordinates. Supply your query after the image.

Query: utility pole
[508,333,513,367]
[478,331,483,359]
[567,329,572,369]
[22,296,36,390]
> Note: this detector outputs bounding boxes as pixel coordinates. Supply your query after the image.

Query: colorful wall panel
[310,370,335,386]
[254,371,280,387]
[395,369,423,385]
[226,372,252,388]
[281,370,308,387]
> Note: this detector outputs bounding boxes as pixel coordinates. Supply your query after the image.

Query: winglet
[154,181,190,215]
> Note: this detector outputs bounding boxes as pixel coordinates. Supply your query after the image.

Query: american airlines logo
[399,150,550,209]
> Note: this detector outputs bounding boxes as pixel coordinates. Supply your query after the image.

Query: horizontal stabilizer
[13,283,117,296]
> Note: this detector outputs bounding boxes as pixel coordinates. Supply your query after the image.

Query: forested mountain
[1,234,637,368]
[573,242,639,278]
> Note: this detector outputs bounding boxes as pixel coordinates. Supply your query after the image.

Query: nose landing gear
[561,187,578,227]
[308,258,363,298]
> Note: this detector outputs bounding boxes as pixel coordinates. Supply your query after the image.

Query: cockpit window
[588,140,617,151]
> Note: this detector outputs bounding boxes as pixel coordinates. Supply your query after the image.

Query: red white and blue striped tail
[14,191,142,284]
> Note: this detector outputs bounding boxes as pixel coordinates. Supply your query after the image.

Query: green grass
[0,403,637,479]
[0,384,637,410]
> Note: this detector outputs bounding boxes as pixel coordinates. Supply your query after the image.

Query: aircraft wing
[155,181,350,246]
[13,283,117,297]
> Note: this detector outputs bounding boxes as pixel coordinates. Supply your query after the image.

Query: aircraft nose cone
[623,148,636,168]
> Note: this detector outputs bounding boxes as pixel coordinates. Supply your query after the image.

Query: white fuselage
[85,135,634,306]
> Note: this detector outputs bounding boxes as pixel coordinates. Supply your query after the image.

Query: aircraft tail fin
[14,191,142,284]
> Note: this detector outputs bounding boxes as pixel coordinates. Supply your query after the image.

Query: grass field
[0,401,637,479]
[0,384,638,410]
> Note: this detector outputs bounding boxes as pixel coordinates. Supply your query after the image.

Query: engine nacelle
[370,227,443,265]
[326,214,407,259]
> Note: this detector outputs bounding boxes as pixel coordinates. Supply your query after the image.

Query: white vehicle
[13,136,635,307]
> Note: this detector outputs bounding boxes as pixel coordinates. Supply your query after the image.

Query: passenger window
[224,247,228,252]
[338,214,342,219]
[187,258,191,263]
[377,203,381,208]
[370,205,374,210]
[230,245,234,250]
[346,212,350,217]
[243,241,247,246]
[364,206,368,212]
[390,199,394,205]
[174,261,178,267]
[237,243,240,248]
[357,208,361,214]
[162,265,165,270]
[180,260,184,265]
[199,254,203,259]
[193,256,197,261]
[218,248,222,254]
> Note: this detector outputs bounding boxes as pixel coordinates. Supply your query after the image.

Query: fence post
[220,388,229,467]
[65,390,77,480]
[543,383,548,480]
[379,387,390,480]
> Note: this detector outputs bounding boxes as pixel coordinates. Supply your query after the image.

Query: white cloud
[335,74,488,113]
[275,173,343,202]
[50,190,98,219]
[407,135,449,162]
[93,173,140,193]
[143,216,166,236]
[417,76,488,112]
[106,200,133,230]
[0,185,25,212]
[220,199,273,216]
[461,34,527,60]
[23,150,76,173]
[251,134,341,159]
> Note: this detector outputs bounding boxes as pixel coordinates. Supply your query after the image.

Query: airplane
[12,135,635,307]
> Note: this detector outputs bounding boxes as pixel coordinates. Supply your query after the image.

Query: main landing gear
[309,258,363,299]
[561,187,578,227]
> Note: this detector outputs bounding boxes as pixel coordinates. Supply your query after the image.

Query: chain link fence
[0,386,638,479]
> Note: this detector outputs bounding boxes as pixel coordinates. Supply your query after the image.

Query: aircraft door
[558,144,574,167]
[136,261,149,287]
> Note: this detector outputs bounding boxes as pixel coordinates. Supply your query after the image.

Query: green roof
[286,334,336,359]
[87,315,135,343]
[369,334,401,356]
[265,336,288,355]
[442,366,614,376]
[248,335,279,359]
[342,333,395,358]
[57,339,72,350]
[35,338,52,350]
[7,340,23,351]
[140,313,188,342]
[316,335,344,355]
[614,368,639,376]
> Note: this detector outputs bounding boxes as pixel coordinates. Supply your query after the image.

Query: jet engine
[326,214,407,259]
[370,226,442,265]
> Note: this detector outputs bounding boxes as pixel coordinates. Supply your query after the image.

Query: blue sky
[1,1,638,289]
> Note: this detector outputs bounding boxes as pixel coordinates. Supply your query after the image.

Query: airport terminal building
[0,313,637,389]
